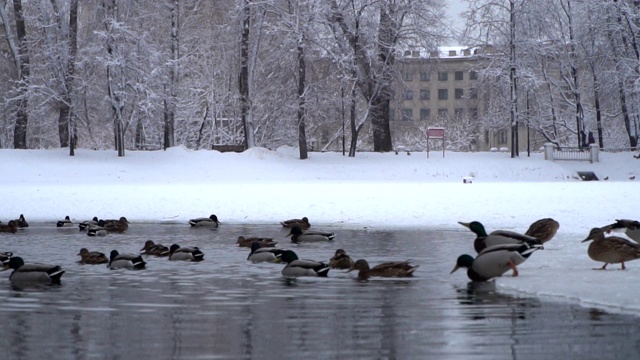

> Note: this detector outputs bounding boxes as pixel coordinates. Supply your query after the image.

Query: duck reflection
[455,281,539,321]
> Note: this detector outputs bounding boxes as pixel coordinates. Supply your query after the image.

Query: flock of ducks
[451,218,640,281]
[4,213,640,286]
[0,214,420,287]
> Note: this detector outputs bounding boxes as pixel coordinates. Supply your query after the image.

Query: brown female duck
[582,227,640,270]
[280,217,310,229]
[329,249,355,270]
[524,218,560,243]
[350,259,419,280]
[103,217,129,233]
[236,236,277,248]
[140,240,170,257]
[77,248,109,265]
[0,220,18,233]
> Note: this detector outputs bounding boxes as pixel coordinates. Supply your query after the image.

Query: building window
[438,89,448,100]
[455,108,464,118]
[455,71,464,81]
[402,108,413,121]
[470,108,478,119]
[420,72,430,81]
[419,89,430,100]
[498,129,508,144]
[403,90,414,101]
[402,72,413,81]
[455,88,464,99]
[438,71,448,81]
[470,71,478,80]
[469,87,478,99]
[438,108,448,118]
[420,108,430,120]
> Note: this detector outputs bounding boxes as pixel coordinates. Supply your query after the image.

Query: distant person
[581,130,587,148]
[588,131,595,145]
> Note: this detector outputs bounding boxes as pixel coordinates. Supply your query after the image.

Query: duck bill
[1,264,10,271]
[581,238,593,243]
[458,222,471,229]
[286,232,293,237]
[450,265,461,274]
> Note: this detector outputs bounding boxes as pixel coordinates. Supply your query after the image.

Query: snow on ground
[1,146,639,314]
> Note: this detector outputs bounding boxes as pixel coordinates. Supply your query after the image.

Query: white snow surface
[1,146,639,314]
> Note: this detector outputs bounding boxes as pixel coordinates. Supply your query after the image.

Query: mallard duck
[168,244,204,261]
[329,249,354,270]
[287,226,335,243]
[188,214,220,227]
[2,257,65,285]
[13,214,28,228]
[0,252,13,266]
[140,240,170,257]
[56,215,73,228]
[77,248,109,265]
[602,219,640,243]
[247,241,285,263]
[87,220,108,237]
[280,217,310,229]
[349,259,419,280]
[0,220,18,233]
[450,243,543,282]
[108,250,146,270]
[78,216,99,231]
[581,227,640,270]
[458,221,542,253]
[103,217,129,233]
[279,250,330,278]
[236,236,277,248]
[524,218,560,243]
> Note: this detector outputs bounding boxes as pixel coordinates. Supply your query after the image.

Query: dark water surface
[0,223,639,359]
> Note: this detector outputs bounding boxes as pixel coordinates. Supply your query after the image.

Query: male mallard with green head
[77,248,109,265]
[13,214,29,228]
[168,244,204,261]
[188,214,220,227]
[108,250,146,270]
[602,219,640,243]
[582,227,640,270]
[57,215,73,228]
[459,221,543,253]
[451,243,543,282]
[247,241,285,263]
[87,220,108,237]
[279,250,329,278]
[287,226,335,243]
[349,259,418,280]
[78,216,99,231]
[329,249,355,270]
[2,257,65,285]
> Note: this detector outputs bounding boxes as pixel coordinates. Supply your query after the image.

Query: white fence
[544,143,599,163]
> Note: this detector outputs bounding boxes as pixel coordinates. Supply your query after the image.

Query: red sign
[427,127,445,139]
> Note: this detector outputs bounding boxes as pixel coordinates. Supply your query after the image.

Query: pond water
[0,223,639,359]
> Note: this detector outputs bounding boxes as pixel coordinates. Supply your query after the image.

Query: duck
[0,252,13,266]
[188,214,220,227]
[103,217,129,233]
[279,250,330,278]
[524,218,560,243]
[581,227,640,270]
[2,257,65,285]
[458,221,543,253]
[450,243,543,282]
[168,244,204,261]
[77,248,109,265]
[287,226,335,243]
[236,236,277,248]
[108,250,146,270]
[247,241,285,263]
[78,216,99,231]
[280,217,310,229]
[602,219,640,243]
[87,220,108,237]
[13,214,29,228]
[0,220,18,233]
[56,215,73,228]
[329,249,355,270]
[349,259,419,280]
[140,240,170,257]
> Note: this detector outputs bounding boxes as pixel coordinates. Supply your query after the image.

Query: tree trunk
[372,4,394,152]
[12,0,29,149]
[297,38,308,159]
[239,0,251,150]
[164,0,178,150]
[509,0,518,158]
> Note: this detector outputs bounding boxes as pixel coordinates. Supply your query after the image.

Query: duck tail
[132,257,146,269]
[48,267,65,284]
[316,263,330,277]
[192,249,205,262]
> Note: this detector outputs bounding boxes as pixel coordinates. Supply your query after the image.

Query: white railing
[544,143,599,163]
